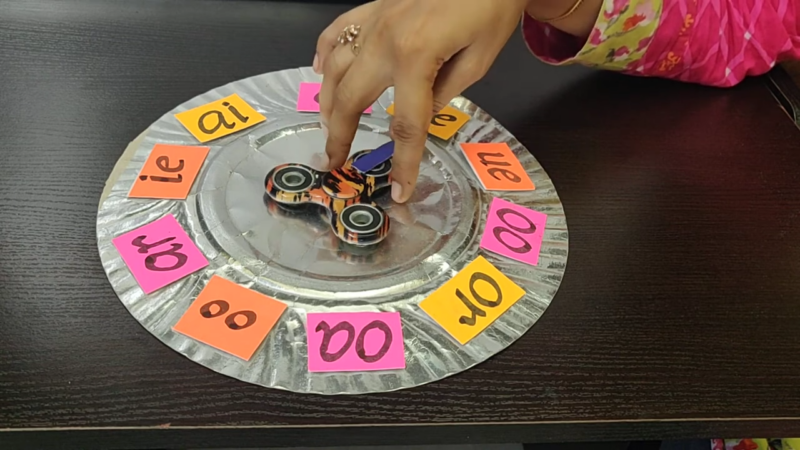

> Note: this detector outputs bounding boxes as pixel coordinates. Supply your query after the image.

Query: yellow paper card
[783,439,800,450]
[174,93,266,143]
[419,255,525,345]
[386,103,470,140]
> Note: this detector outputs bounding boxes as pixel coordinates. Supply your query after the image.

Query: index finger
[325,46,390,169]
[389,67,435,203]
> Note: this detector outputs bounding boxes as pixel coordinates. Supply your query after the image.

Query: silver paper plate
[97,67,569,395]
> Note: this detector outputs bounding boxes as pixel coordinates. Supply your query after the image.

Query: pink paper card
[306,312,405,372]
[296,82,372,114]
[480,197,548,267]
[112,214,209,294]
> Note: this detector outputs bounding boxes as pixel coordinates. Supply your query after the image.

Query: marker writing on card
[199,300,257,330]
[131,235,188,272]
[316,320,392,363]
[386,103,469,140]
[431,113,457,127]
[197,101,249,134]
[173,275,287,361]
[112,214,209,294]
[480,197,547,266]
[306,312,405,372]
[129,144,209,199]
[418,256,525,345]
[460,143,535,191]
[493,208,537,253]
[140,174,182,183]
[139,156,184,183]
[174,93,266,143]
[455,271,503,326]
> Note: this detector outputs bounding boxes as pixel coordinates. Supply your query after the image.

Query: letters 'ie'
[128,144,209,200]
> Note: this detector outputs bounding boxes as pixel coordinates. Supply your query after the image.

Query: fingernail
[313,53,321,74]
[320,153,330,170]
[311,152,330,170]
[391,182,404,203]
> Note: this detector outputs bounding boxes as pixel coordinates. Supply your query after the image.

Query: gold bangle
[530,0,585,23]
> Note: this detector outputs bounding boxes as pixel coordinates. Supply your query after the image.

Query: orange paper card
[460,143,535,191]
[172,275,287,360]
[128,144,210,199]
[174,93,266,143]
[386,103,470,140]
[419,255,525,345]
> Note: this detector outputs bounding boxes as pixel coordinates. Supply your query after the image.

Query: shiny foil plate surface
[97,67,569,395]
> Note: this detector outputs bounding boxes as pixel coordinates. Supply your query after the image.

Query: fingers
[325,47,390,170]
[390,66,436,203]
[314,2,378,74]
[430,46,488,115]
[318,43,356,159]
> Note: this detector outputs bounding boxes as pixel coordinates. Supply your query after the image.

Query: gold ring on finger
[337,24,361,56]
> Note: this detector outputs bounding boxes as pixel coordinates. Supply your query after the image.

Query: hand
[313,0,529,203]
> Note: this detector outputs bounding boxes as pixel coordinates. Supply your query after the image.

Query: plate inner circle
[199,120,479,305]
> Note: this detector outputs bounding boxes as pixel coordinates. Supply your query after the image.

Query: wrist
[525,0,601,38]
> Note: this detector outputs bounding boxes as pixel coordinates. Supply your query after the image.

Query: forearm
[521,0,800,87]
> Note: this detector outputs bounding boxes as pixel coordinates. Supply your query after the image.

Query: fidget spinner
[264,149,392,246]
[263,198,379,264]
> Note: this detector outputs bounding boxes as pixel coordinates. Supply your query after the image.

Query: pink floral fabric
[522,0,662,71]
[521,0,800,86]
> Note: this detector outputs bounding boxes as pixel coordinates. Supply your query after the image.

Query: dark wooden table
[2,0,800,449]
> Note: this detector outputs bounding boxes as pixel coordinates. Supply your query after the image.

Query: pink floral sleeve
[521,0,800,87]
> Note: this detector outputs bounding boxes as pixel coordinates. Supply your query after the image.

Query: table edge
[767,66,800,126]
[3,418,800,449]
